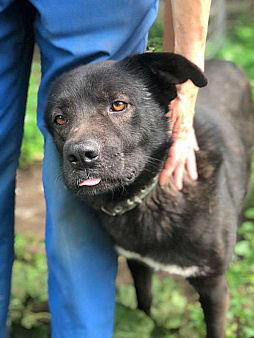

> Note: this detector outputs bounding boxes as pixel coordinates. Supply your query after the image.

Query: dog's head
[45,53,206,197]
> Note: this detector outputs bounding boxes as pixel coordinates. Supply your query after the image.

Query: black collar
[100,175,159,217]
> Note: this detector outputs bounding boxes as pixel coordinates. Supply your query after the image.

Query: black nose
[66,140,100,168]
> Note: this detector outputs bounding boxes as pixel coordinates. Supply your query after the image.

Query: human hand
[159,80,199,190]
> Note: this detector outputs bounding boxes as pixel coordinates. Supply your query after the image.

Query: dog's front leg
[188,275,229,338]
[127,259,153,316]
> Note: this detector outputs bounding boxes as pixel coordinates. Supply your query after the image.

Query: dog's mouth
[71,168,137,196]
[78,178,102,187]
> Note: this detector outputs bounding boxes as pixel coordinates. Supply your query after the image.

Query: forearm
[171,0,211,71]
[168,0,211,131]
[161,1,211,187]
[163,0,174,52]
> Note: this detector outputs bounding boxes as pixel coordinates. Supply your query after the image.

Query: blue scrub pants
[0,0,158,336]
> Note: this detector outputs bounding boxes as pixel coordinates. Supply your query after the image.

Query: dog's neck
[86,169,160,214]
[99,174,159,216]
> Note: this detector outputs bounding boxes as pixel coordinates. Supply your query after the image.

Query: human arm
[159,0,211,189]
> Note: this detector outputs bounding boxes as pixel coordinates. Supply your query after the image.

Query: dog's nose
[66,140,100,168]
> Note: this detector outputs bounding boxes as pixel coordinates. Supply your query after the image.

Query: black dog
[45,53,254,338]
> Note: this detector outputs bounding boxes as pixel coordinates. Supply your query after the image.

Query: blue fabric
[0,0,159,336]
[0,3,35,336]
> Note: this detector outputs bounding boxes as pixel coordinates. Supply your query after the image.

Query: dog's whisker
[119,184,127,197]
[143,155,164,163]
[55,168,64,183]
[142,168,157,176]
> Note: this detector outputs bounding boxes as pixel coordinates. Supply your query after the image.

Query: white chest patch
[115,246,207,278]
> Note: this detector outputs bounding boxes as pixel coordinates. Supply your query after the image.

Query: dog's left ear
[121,52,207,88]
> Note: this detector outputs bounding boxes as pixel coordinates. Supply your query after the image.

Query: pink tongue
[79,178,101,186]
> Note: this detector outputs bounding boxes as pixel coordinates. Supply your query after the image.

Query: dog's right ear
[120,52,207,88]
[119,52,207,106]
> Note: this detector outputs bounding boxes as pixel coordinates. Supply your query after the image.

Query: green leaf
[244,208,254,219]
[114,304,155,338]
[234,240,251,257]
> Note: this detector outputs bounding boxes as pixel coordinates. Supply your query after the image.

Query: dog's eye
[54,115,67,126]
[111,101,127,112]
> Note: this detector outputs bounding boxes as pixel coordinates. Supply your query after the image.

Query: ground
[16,163,45,239]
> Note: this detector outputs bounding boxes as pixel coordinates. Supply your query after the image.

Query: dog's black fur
[45,53,254,338]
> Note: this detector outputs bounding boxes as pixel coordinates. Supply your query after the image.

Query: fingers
[159,154,177,186]
[161,81,200,190]
[159,132,198,189]
[173,161,185,190]
[159,140,187,189]
[186,147,198,181]
[159,168,170,187]
[192,134,200,152]
[159,158,177,186]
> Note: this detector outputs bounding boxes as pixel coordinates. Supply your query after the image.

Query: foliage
[215,23,254,99]
[114,304,155,338]
[225,220,254,338]
[19,62,43,169]
[8,234,50,337]
[147,21,164,52]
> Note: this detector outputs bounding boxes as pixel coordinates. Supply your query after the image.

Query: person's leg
[43,139,118,337]
[32,1,159,337]
[0,1,35,336]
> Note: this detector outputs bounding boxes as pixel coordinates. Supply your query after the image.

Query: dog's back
[198,59,254,148]
[196,59,253,208]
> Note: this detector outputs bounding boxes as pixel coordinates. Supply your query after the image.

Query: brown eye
[54,115,67,125]
[111,101,127,112]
